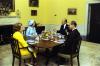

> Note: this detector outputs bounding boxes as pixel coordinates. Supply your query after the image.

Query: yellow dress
[13,31,36,58]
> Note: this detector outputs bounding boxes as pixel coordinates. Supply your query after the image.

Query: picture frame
[29,0,39,7]
[68,8,77,15]
[31,10,37,16]
[0,0,15,12]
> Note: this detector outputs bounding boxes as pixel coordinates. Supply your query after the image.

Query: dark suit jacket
[59,24,69,35]
[64,29,81,53]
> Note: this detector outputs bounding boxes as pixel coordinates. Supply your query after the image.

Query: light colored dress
[26,26,37,37]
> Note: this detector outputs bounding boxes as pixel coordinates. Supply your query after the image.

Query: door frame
[86,1,100,41]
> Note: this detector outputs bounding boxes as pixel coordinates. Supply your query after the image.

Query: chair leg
[12,56,15,66]
[77,56,80,66]
[24,59,26,66]
[70,55,73,66]
[57,64,59,66]
[19,59,21,66]
[31,56,36,66]
[38,48,39,52]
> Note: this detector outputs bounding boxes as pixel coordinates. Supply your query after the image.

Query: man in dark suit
[58,19,69,35]
[51,21,81,56]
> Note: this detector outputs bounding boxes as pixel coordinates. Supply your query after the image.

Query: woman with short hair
[13,23,37,58]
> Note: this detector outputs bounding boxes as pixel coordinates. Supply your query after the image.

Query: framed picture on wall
[31,10,37,16]
[0,0,15,12]
[29,0,39,7]
[68,8,77,15]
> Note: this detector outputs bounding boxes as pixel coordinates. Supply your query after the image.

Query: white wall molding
[0,16,20,25]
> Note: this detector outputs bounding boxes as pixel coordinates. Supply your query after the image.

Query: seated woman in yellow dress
[13,23,36,58]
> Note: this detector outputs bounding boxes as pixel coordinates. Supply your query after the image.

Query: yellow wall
[10,0,87,26]
[45,0,87,25]
[10,0,48,25]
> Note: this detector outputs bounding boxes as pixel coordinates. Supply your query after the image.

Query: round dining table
[28,39,63,66]
[27,38,64,66]
[35,40,60,66]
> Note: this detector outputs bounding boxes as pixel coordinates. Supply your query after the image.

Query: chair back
[23,27,28,40]
[10,38,21,58]
[23,27,28,36]
[76,37,82,53]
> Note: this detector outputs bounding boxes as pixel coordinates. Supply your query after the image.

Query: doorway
[87,3,100,43]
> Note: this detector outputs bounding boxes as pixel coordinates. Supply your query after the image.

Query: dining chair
[10,38,36,66]
[23,27,28,40]
[58,38,82,66]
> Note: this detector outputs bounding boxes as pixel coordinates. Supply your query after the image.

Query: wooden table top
[34,40,59,48]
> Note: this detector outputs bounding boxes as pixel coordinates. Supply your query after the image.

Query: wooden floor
[0,41,100,66]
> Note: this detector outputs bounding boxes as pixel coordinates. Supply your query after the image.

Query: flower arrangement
[41,31,51,39]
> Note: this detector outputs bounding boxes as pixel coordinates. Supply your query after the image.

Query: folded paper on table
[27,40,36,45]
[54,39,65,44]
[42,38,49,40]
